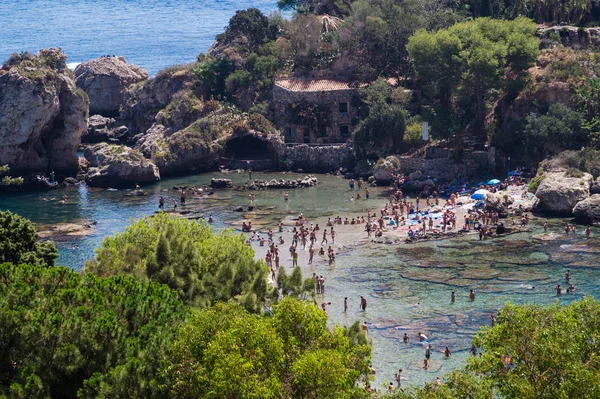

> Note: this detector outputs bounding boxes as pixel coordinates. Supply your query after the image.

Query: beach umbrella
[471,189,490,200]
[487,179,501,185]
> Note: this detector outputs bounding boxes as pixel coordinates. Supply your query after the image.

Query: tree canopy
[0,262,186,399]
[85,212,270,312]
[165,297,372,399]
[394,297,600,399]
[0,210,58,267]
[407,17,540,141]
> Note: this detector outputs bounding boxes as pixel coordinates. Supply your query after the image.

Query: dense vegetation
[393,298,600,398]
[0,262,186,399]
[4,208,600,397]
[166,299,371,399]
[172,0,600,167]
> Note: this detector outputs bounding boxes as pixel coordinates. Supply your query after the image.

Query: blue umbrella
[487,179,501,185]
[471,189,490,200]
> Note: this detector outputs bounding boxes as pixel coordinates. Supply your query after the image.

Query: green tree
[0,164,24,186]
[353,103,406,159]
[393,298,600,399]
[0,262,186,399]
[165,298,372,399]
[407,17,539,141]
[522,103,586,161]
[0,210,58,267]
[195,56,234,100]
[85,212,271,312]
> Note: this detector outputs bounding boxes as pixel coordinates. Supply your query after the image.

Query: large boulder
[373,156,400,185]
[534,169,593,214]
[573,194,600,222]
[483,192,513,213]
[0,49,88,175]
[74,56,147,116]
[84,143,159,187]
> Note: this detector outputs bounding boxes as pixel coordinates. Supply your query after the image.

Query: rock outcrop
[247,175,318,190]
[121,66,196,134]
[84,143,160,187]
[210,178,233,188]
[74,56,147,116]
[484,192,513,213]
[0,49,88,174]
[83,115,129,144]
[534,169,593,214]
[573,194,600,222]
[373,156,400,185]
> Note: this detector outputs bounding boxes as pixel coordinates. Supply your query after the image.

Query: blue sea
[1,0,281,75]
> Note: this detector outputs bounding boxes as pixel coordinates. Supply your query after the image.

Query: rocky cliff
[121,65,196,134]
[74,56,147,116]
[0,48,88,175]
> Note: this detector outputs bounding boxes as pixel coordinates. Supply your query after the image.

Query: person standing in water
[451,291,455,303]
[159,196,165,209]
[284,192,289,201]
[180,189,186,206]
[360,296,367,311]
[469,289,475,301]
[344,297,348,312]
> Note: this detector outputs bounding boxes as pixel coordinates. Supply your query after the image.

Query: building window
[287,127,294,138]
[318,125,327,137]
[303,127,310,143]
[339,102,349,114]
[340,125,349,138]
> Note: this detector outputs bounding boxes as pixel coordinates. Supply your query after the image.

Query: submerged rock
[84,143,160,187]
[210,178,233,189]
[0,48,88,175]
[74,56,147,116]
[534,169,593,214]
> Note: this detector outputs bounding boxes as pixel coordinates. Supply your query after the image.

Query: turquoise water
[1,173,599,390]
[0,0,281,75]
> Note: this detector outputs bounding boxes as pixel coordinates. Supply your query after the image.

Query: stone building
[272,79,361,144]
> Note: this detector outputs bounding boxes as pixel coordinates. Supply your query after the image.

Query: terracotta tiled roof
[275,79,362,92]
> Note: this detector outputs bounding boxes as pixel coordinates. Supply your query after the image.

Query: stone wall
[283,144,352,172]
[272,85,357,144]
[397,148,496,182]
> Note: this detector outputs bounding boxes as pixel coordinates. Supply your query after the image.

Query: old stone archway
[223,133,284,170]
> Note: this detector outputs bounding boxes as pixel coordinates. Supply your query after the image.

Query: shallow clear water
[1,173,599,390]
[1,0,281,75]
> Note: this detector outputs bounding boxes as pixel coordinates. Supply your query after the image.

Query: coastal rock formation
[83,115,129,144]
[84,143,160,187]
[248,176,318,190]
[210,178,233,188]
[573,194,600,222]
[135,97,284,175]
[74,56,147,116]
[483,192,513,213]
[535,170,593,214]
[373,156,400,185]
[122,66,196,134]
[284,144,352,173]
[0,48,88,174]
